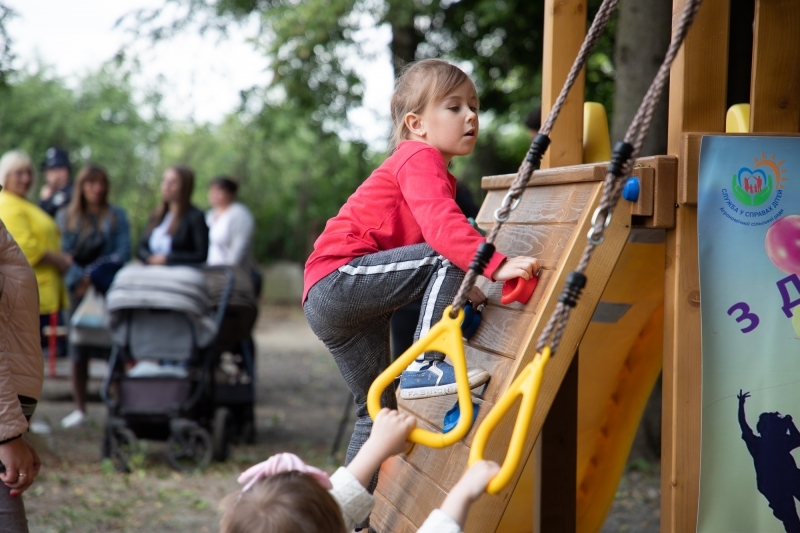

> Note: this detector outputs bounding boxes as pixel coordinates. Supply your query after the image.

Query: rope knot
[525,134,551,167]
[469,242,496,275]
[607,141,634,177]
[558,271,587,308]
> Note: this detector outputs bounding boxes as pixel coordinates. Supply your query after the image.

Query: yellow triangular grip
[367,306,475,448]
[469,346,551,494]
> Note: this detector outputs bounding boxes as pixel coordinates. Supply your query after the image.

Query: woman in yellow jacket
[0,150,72,354]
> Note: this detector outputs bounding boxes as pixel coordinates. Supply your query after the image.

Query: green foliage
[121,0,618,201]
[158,101,376,260]
[1,0,622,264]
[0,3,15,88]
[0,65,167,234]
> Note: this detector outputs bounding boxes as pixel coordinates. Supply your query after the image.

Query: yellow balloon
[792,312,800,338]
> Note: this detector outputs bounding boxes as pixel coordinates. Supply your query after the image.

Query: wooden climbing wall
[371,156,674,533]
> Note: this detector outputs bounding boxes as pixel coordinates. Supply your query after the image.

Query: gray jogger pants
[304,244,464,490]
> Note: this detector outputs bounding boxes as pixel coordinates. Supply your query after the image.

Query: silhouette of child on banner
[738,390,800,533]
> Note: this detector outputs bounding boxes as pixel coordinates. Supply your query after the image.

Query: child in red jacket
[303,59,537,527]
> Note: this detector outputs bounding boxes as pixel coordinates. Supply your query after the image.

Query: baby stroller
[202,267,259,445]
[101,264,235,472]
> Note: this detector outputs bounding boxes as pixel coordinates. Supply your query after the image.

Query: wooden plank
[630,166,655,217]
[476,183,595,226]
[662,205,702,533]
[679,133,703,205]
[470,306,536,359]
[484,224,577,270]
[465,184,634,532]
[481,156,677,228]
[662,0,729,528]
[481,163,603,190]
[540,354,578,532]
[637,155,678,228]
[372,492,415,533]
[666,0,730,157]
[374,455,448,527]
[749,0,800,133]
[541,0,586,169]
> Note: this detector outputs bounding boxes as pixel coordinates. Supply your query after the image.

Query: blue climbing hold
[461,303,483,339]
[442,399,480,434]
[622,177,640,202]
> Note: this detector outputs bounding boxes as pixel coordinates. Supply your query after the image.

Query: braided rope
[535,0,704,354]
[449,0,620,318]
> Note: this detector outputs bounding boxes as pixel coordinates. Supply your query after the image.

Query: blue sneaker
[399,360,490,399]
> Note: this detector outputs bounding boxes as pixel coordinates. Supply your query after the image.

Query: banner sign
[697,135,800,533]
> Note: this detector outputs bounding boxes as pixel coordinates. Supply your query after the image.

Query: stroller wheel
[105,425,138,473]
[212,407,233,461]
[166,421,213,472]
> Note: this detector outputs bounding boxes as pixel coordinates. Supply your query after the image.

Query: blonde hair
[0,150,33,189]
[389,59,479,153]
[219,471,346,533]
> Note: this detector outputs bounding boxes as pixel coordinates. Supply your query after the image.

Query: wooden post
[663,1,729,532]
[541,0,587,169]
[749,0,800,133]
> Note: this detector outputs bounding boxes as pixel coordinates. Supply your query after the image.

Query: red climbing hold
[500,275,538,305]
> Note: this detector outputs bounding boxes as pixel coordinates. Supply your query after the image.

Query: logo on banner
[720,152,788,226]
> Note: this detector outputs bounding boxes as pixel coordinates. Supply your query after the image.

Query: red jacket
[303,141,506,302]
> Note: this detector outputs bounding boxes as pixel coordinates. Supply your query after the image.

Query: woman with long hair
[137,165,208,265]
[56,164,130,429]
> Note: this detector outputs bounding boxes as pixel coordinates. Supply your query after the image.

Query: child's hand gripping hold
[493,256,540,282]
[347,408,416,488]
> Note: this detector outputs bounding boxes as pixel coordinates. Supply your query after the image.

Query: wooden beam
[666,0,730,156]
[749,0,800,133]
[663,1,729,532]
[541,0,587,169]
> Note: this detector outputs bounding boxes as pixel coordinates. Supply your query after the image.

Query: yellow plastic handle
[367,306,476,448]
[468,346,551,494]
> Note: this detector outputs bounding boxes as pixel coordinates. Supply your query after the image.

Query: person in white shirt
[206,176,260,293]
[220,408,500,533]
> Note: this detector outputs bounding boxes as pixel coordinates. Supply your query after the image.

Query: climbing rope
[448,0,620,319]
[468,0,705,494]
[534,0,703,356]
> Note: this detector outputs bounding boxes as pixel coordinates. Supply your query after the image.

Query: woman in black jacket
[137,165,208,265]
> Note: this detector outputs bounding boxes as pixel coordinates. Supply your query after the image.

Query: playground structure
[369,0,800,532]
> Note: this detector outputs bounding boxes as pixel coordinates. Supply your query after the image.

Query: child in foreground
[220,408,500,533]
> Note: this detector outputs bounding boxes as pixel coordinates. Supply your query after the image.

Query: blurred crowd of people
[0,146,257,532]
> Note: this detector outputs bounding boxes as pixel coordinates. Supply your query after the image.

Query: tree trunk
[385,1,422,77]
[612,0,671,463]
[611,0,672,156]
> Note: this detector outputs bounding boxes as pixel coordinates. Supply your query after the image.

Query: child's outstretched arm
[418,460,501,532]
[347,408,416,488]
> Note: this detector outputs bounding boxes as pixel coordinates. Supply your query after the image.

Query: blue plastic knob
[442,399,481,434]
[622,177,640,202]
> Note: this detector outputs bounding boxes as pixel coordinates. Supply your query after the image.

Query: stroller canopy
[106,265,217,349]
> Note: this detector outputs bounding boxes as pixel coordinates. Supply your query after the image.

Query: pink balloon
[765,215,800,274]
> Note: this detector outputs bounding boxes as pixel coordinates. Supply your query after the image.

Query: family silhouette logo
[720,153,788,227]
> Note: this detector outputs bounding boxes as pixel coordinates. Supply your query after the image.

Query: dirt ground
[23,304,659,532]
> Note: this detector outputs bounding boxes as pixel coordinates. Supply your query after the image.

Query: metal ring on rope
[587,207,613,245]
[493,192,522,223]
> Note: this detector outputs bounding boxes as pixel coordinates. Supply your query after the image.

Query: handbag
[69,286,112,348]
[72,223,106,267]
